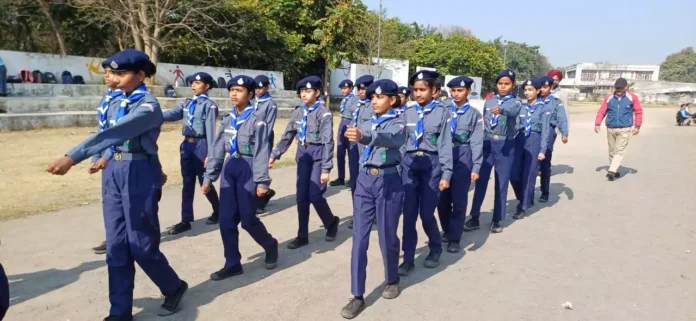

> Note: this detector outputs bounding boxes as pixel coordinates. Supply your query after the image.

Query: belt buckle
[187,137,195,143]
[232,153,241,158]
[369,168,379,176]
[114,152,122,161]
[493,135,499,140]
[415,151,424,156]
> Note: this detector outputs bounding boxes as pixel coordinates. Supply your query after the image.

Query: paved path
[2,108,695,321]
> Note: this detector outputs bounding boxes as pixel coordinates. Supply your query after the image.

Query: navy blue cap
[103,49,153,74]
[190,72,214,86]
[435,80,442,89]
[255,75,270,88]
[338,79,354,88]
[296,76,322,90]
[409,70,441,85]
[366,79,399,97]
[538,76,554,87]
[495,69,516,83]
[227,75,256,91]
[398,86,411,96]
[447,76,474,89]
[614,78,628,88]
[522,78,542,89]
[355,75,374,89]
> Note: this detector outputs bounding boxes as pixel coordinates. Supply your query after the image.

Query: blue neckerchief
[340,93,354,115]
[524,100,544,137]
[228,103,256,155]
[99,89,122,132]
[363,109,397,163]
[451,100,470,136]
[413,100,437,148]
[112,84,148,153]
[254,93,272,110]
[187,93,208,128]
[490,93,514,128]
[395,105,406,115]
[541,95,554,105]
[352,98,371,126]
[298,99,322,145]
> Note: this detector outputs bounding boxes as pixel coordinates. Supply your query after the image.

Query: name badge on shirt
[245,144,251,154]
[430,134,437,145]
[499,118,507,127]
[379,151,387,162]
[533,124,540,132]
[460,133,468,141]
[196,118,202,125]
[313,132,319,140]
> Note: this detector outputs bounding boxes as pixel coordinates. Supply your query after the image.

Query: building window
[635,71,653,80]
[610,72,622,80]
[567,71,576,80]
[581,70,597,82]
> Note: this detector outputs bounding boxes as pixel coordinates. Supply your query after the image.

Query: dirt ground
[2,107,695,321]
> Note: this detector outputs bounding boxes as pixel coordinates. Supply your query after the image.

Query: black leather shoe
[92,241,107,254]
[265,240,279,270]
[340,297,365,319]
[287,237,309,249]
[325,216,339,242]
[606,172,615,181]
[344,179,352,187]
[539,194,549,203]
[446,241,460,253]
[329,179,345,187]
[398,261,415,276]
[158,280,188,316]
[210,266,243,281]
[347,219,354,230]
[463,217,480,232]
[490,221,504,233]
[614,172,621,178]
[441,231,449,243]
[168,222,191,235]
[205,215,219,225]
[424,250,441,268]
[512,210,526,220]
[104,315,133,321]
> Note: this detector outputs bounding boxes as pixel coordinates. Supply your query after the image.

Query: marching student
[253,75,278,213]
[45,49,188,320]
[162,72,221,234]
[340,79,407,319]
[510,79,551,219]
[270,76,340,249]
[465,69,522,233]
[437,76,483,253]
[202,75,279,280]
[538,76,568,201]
[398,70,453,276]
[330,79,359,187]
[396,86,411,115]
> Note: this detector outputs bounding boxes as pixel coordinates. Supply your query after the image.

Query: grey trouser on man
[607,127,631,173]
[0,65,7,97]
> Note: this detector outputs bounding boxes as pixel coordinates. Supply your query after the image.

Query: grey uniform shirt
[253,95,278,135]
[271,100,335,173]
[400,103,454,181]
[520,102,552,155]
[355,99,374,128]
[203,108,272,188]
[359,115,407,167]
[543,96,569,137]
[483,96,523,138]
[341,95,360,119]
[67,93,163,164]
[91,94,122,163]
[450,102,484,174]
[162,96,219,153]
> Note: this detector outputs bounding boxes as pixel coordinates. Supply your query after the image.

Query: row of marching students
[337,69,569,318]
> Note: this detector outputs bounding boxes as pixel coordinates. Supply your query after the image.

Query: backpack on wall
[61,71,73,84]
[6,76,22,84]
[32,70,44,83]
[44,72,58,84]
[164,85,177,98]
[72,75,85,84]
[217,77,226,89]
[20,70,33,83]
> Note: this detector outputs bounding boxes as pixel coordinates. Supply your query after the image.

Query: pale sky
[362,0,696,67]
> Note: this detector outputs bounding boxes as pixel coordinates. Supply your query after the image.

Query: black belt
[550,125,557,129]
[113,152,155,161]
[453,141,470,147]
[303,142,324,146]
[363,166,399,176]
[184,136,204,143]
[230,153,253,159]
[407,150,436,156]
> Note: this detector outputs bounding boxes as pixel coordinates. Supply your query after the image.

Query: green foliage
[660,47,696,83]
[490,37,553,82]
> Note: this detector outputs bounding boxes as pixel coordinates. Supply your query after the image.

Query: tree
[660,47,696,83]
[438,25,473,39]
[491,37,553,81]
[36,0,67,55]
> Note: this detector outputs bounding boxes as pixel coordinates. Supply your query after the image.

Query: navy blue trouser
[351,168,403,296]
[336,119,351,181]
[0,263,8,320]
[511,132,542,212]
[102,159,182,317]
[401,152,442,263]
[470,137,516,222]
[180,138,219,222]
[0,65,6,96]
[219,156,276,269]
[296,145,335,239]
[437,146,473,243]
[539,129,557,196]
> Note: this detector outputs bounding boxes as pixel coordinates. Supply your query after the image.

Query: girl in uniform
[538,76,568,202]
[340,79,407,319]
[201,75,279,281]
[437,76,483,253]
[511,79,550,219]
[396,86,411,115]
[398,70,453,276]
[270,76,340,249]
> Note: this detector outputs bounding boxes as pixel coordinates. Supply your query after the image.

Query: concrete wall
[372,58,409,87]
[0,50,285,89]
[328,59,400,97]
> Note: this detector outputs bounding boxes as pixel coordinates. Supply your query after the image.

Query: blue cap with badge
[296,76,322,90]
[522,78,542,89]
[102,49,155,76]
[398,86,411,96]
[255,75,270,88]
[408,70,441,85]
[447,76,474,89]
[227,75,257,91]
[355,75,374,89]
[495,69,516,83]
[338,79,354,88]
[366,79,399,97]
[190,72,214,86]
[538,76,554,87]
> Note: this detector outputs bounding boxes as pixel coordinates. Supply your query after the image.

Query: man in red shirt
[594,78,643,181]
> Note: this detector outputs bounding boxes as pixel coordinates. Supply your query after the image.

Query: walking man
[594,78,643,181]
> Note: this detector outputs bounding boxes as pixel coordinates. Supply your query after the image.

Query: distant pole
[503,41,508,68]
[377,0,382,62]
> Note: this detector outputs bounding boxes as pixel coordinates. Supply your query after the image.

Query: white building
[561,63,660,90]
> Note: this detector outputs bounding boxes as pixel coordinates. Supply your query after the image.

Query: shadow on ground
[595,165,638,180]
